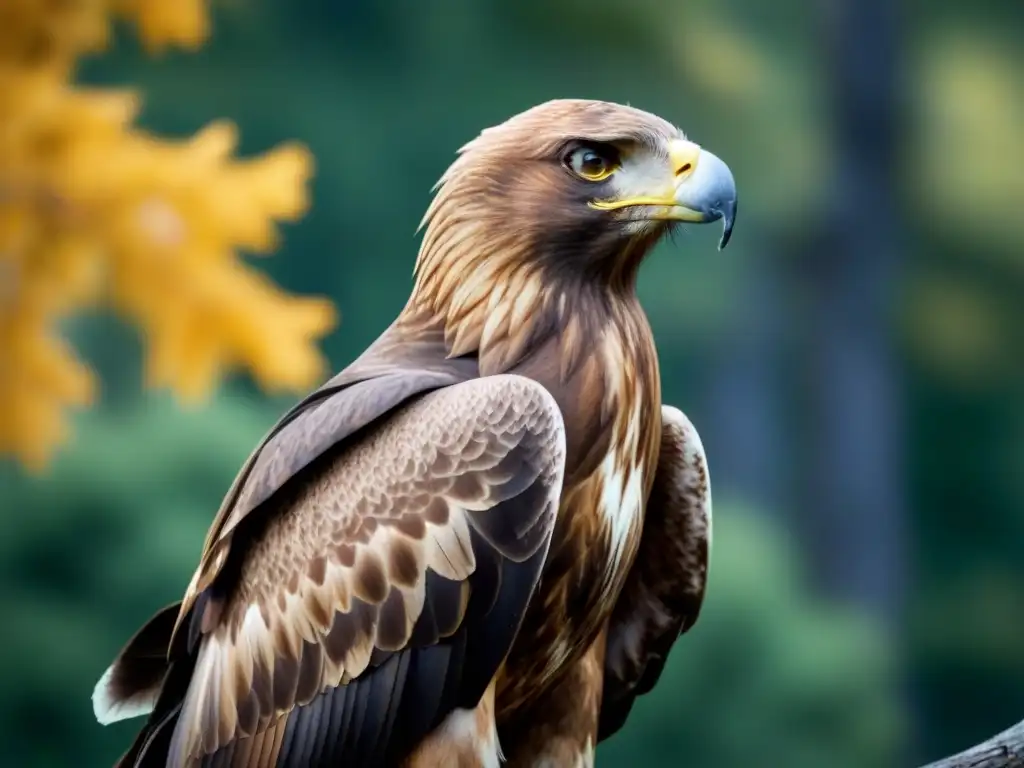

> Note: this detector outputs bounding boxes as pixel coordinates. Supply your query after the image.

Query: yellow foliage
[0,1,337,471]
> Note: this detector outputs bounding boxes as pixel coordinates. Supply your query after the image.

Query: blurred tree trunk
[798,0,907,638]
[795,3,913,757]
[706,243,790,518]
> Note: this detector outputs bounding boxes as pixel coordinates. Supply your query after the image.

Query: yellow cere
[667,139,702,180]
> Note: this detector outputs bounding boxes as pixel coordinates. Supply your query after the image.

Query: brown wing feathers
[180,366,478,626]
[103,359,473,762]
[122,373,564,767]
[598,405,712,742]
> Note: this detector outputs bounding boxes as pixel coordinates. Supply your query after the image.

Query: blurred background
[1,1,1022,766]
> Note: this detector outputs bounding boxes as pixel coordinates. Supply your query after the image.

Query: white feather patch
[435,705,504,767]
[91,664,158,725]
[597,399,646,584]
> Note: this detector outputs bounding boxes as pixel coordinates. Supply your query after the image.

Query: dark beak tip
[717,230,732,250]
[716,198,737,251]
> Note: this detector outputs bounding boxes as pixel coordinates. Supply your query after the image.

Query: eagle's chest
[493,304,661,718]
[591,400,649,578]
[495,407,653,719]
[561,397,650,597]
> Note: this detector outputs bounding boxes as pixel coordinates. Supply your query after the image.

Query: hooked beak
[590,138,738,249]
[667,139,738,250]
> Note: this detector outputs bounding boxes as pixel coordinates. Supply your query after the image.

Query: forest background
[1,1,1022,766]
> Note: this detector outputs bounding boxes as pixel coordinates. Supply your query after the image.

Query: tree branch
[920,719,1024,768]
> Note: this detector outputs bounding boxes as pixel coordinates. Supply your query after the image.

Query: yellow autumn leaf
[0,0,338,472]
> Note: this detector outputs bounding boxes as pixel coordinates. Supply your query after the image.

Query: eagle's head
[410,99,737,366]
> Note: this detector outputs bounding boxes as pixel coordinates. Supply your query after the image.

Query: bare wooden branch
[920,718,1024,768]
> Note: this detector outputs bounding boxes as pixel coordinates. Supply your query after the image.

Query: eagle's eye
[565,144,619,182]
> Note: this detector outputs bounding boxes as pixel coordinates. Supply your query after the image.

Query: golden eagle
[93,99,736,767]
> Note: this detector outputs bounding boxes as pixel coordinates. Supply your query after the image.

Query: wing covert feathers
[166,374,565,766]
[177,367,473,641]
[598,405,712,742]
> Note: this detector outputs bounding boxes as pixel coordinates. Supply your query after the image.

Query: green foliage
[600,505,901,767]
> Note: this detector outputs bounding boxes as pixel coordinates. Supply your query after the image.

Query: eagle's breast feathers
[592,316,662,589]
[489,301,664,721]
